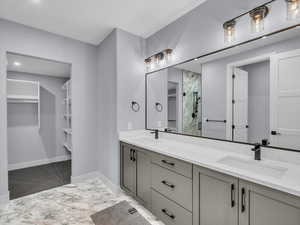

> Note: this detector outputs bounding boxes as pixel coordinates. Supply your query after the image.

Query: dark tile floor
[8,160,71,200]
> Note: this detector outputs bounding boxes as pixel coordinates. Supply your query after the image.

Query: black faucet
[151,129,159,139]
[252,143,261,161]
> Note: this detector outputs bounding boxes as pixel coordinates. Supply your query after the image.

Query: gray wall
[117,29,146,132]
[97,29,145,185]
[7,72,69,167]
[0,19,98,200]
[97,30,118,185]
[147,70,168,130]
[242,61,270,144]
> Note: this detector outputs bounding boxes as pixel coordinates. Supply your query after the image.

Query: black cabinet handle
[132,150,136,162]
[161,180,175,189]
[161,209,175,219]
[130,149,133,161]
[241,188,246,213]
[231,184,235,208]
[161,159,175,166]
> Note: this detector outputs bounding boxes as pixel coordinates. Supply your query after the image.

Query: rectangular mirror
[146,26,300,151]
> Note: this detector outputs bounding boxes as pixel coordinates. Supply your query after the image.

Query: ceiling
[0,0,207,45]
[7,53,71,78]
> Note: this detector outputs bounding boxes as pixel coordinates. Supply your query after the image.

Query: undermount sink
[217,156,288,179]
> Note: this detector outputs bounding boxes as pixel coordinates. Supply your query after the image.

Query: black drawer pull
[241,188,246,213]
[161,159,175,166]
[130,149,133,161]
[161,208,175,219]
[161,180,175,189]
[231,184,235,208]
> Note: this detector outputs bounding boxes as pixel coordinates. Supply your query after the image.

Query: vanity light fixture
[223,20,236,43]
[144,58,152,70]
[144,48,174,71]
[286,0,300,20]
[155,52,165,66]
[250,6,269,33]
[165,49,173,63]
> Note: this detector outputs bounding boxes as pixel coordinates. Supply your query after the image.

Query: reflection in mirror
[146,26,300,151]
[147,67,202,136]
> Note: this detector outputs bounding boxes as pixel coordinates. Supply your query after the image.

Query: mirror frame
[145,23,300,153]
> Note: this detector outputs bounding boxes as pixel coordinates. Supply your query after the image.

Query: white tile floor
[0,178,164,225]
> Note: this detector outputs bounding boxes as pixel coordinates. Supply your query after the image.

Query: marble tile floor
[0,178,164,225]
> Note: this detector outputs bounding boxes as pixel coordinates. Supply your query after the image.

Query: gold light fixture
[144,58,152,70]
[154,52,164,67]
[250,6,269,33]
[286,0,300,20]
[165,49,173,63]
[223,20,236,43]
[145,49,173,71]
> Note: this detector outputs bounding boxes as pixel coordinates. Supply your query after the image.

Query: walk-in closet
[6,53,72,199]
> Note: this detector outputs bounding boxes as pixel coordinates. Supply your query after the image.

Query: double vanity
[119,130,300,225]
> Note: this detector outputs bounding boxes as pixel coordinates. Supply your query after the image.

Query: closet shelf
[7,79,40,129]
[63,98,72,104]
[63,143,72,152]
[7,95,39,103]
[62,79,72,154]
[64,114,72,118]
[63,128,72,134]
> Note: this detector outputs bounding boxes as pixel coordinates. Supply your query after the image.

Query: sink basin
[217,156,288,179]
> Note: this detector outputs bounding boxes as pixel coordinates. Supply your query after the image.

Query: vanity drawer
[152,189,192,225]
[151,164,192,211]
[151,153,192,178]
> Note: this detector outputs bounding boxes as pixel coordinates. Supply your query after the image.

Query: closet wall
[7,72,69,170]
[0,19,98,202]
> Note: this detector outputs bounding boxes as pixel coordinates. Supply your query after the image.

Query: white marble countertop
[119,130,300,198]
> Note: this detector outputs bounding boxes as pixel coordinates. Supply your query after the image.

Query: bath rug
[91,201,151,225]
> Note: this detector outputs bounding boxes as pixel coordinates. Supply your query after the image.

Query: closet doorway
[6,52,72,199]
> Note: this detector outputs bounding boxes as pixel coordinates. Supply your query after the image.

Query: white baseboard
[98,172,122,194]
[8,155,71,171]
[71,171,101,184]
[0,192,9,206]
[71,171,122,195]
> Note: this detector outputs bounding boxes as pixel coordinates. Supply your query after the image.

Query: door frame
[226,53,275,141]
[3,51,73,201]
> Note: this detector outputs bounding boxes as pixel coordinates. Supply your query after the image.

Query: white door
[233,68,249,142]
[270,49,300,149]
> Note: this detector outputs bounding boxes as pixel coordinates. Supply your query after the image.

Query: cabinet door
[120,143,136,194]
[239,180,300,225]
[193,166,239,225]
[136,150,152,209]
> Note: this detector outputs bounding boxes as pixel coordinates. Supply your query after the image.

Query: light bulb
[223,20,236,43]
[286,0,300,20]
[250,6,269,33]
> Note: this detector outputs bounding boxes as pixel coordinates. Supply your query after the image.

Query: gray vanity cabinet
[120,142,152,208]
[239,180,300,225]
[136,149,152,209]
[120,143,136,194]
[193,166,239,225]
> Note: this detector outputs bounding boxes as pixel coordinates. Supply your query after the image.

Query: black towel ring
[155,102,163,112]
[131,101,140,112]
